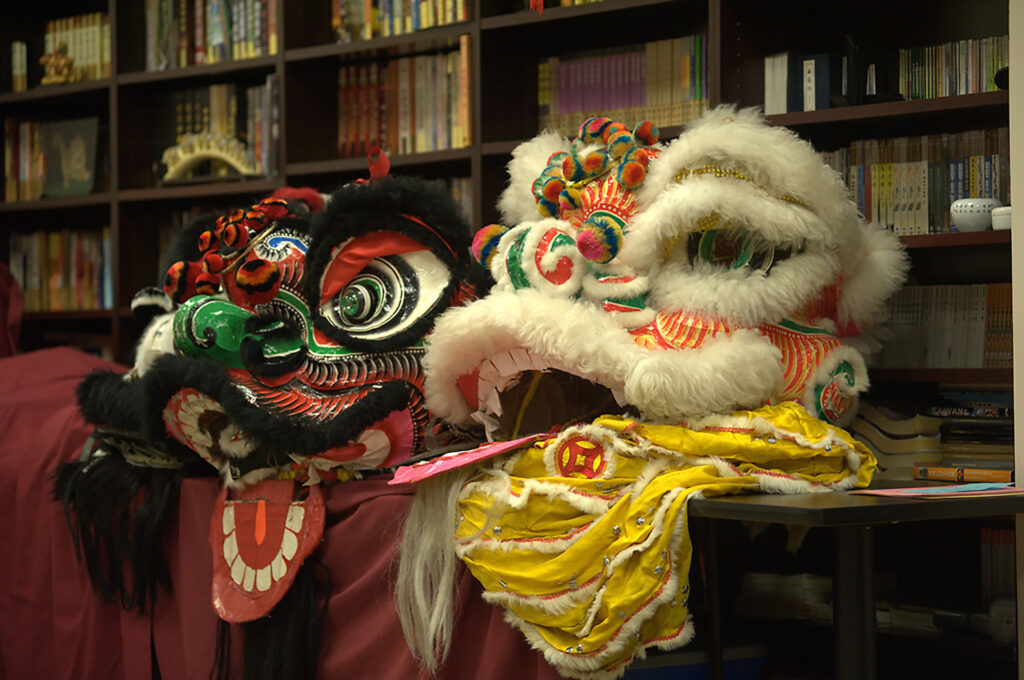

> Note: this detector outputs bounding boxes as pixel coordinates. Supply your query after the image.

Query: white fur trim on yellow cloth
[453,401,876,679]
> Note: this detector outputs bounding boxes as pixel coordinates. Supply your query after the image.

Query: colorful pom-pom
[558,186,583,216]
[203,252,227,274]
[541,176,566,203]
[257,198,290,221]
[163,260,202,304]
[233,258,281,306]
[562,153,586,182]
[623,147,650,168]
[194,271,221,297]
[471,224,510,268]
[616,159,647,190]
[607,130,636,159]
[536,197,558,218]
[546,151,568,166]
[576,214,624,264]
[601,121,628,144]
[197,230,217,252]
[580,117,612,142]
[581,150,610,177]
[633,121,659,146]
[221,221,250,249]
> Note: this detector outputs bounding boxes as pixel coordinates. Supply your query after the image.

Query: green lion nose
[173,296,256,368]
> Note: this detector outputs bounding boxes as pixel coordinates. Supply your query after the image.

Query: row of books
[898,35,1009,101]
[8,228,114,312]
[876,283,1012,370]
[9,13,112,94]
[337,38,471,159]
[4,117,100,202]
[763,51,842,115]
[763,33,1008,115]
[153,75,278,181]
[46,12,111,83]
[819,128,1009,234]
[538,35,709,138]
[333,0,468,43]
[146,0,278,72]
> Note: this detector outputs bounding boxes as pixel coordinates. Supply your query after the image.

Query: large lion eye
[319,250,450,341]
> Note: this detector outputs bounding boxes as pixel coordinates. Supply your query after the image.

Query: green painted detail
[173,296,255,369]
[603,293,647,311]
[506,231,531,290]
[776,318,837,337]
[698,230,753,269]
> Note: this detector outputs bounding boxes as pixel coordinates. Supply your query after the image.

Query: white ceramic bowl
[991,206,1012,230]
[950,198,1003,232]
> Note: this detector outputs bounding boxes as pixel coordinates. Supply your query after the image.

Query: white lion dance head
[397,107,908,679]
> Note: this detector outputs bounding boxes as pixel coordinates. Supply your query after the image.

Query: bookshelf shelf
[285,23,472,63]
[869,368,1013,385]
[768,91,1009,128]
[480,0,676,28]
[116,56,279,86]
[117,179,282,203]
[287,148,472,178]
[901,230,1011,249]
[0,79,112,106]
[22,310,116,321]
[0,193,114,213]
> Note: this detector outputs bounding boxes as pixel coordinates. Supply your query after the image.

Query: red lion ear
[271,187,325,213]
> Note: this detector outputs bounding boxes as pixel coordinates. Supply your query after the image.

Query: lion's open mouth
[685,228,801,273]
[457,348,633,440]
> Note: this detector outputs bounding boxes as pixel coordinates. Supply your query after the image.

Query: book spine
[913,464,1013,483]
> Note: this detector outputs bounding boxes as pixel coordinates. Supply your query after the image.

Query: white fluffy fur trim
[638,106,853,231]
[424,291,788,424]
[836,221,910,328]
[622,174,846,270]
[493,490,697,679]
[623,328,783,420]
[646,251,840,328]
[499,131,571,226]
[133,312,176,376]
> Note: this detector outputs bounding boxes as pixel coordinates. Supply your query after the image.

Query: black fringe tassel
[212,559,330,680]
[53,453,188,612]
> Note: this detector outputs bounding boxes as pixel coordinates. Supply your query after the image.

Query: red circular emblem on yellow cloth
[555,435,608,479]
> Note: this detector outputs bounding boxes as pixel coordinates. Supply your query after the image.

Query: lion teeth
[285,504,304,532]
[222,505,235,534]
[255,566,272,592]
[271,554,287,580]
[242,566,256,592]
[223,532,239,564]
[281,529,298,560]
[231,554,246,585]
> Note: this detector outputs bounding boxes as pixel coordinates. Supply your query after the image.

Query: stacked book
[537,35,708,137]
[849,401,942,480]
[332,0,469,42]
[819,127,1009,235]
[145,0,278,71]
[876,283,1012,370]
[852,393,1014,483]
[337,38,471,159]
[8,228,114,312]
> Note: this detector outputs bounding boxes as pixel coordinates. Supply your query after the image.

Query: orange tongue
[209,479,325,623]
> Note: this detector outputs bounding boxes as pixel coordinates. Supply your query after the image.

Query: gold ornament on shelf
[40,42,78,85]
[161,132,261,181]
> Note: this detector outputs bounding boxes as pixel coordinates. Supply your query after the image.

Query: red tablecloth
[0,347,557,680]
